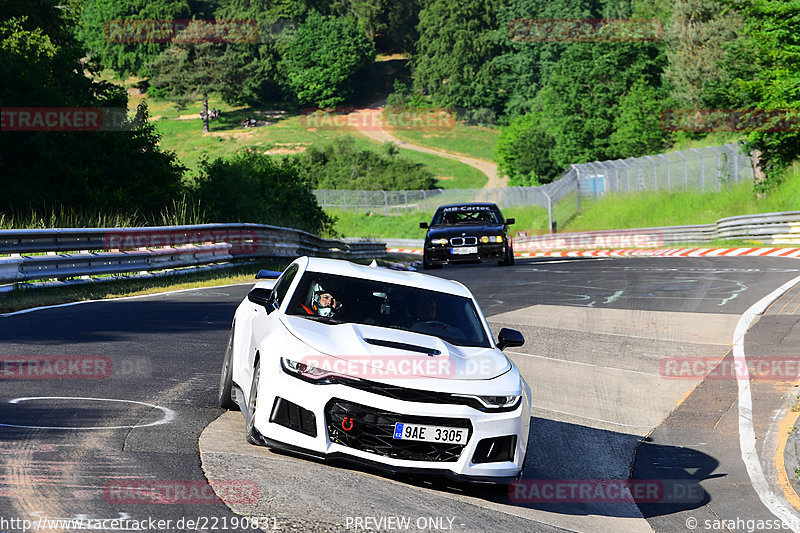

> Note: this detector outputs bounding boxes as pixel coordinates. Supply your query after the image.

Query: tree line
[2,0,796,233]
[78,0,800,190]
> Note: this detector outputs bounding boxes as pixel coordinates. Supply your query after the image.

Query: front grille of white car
[325,399,471,462]
[327,378,520,413]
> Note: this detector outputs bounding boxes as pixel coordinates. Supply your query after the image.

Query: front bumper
[424,243,507,264]
[250,359,530,483]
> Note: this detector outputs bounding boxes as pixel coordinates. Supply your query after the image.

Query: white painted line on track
[534,406,652,430]
[506,350,659,378]
[0,396,177,430]
[734,274,800,530]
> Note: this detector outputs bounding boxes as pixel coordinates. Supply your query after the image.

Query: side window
[272,265,298,308]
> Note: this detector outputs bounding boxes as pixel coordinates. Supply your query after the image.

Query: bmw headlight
[431,238,448,246]
[452,393,521,410]
[480,235,503,243]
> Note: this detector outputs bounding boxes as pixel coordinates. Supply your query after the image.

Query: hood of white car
[281,315,510,381]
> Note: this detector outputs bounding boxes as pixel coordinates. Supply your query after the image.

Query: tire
[218,328,238,410]
[422,252,441,270]
[499,244,514,266]
[245,359,262,445]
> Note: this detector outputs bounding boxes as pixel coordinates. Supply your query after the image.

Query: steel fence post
[644,156,657,191]
[616,160,630,192]
[691,149,705,191]
[542,190,553,234]
[708,145,723,192]
[677,151,688,189]
[658,154,670,192]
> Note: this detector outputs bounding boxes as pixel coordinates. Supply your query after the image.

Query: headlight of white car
[281,358,358,384]
[452,393,521,410]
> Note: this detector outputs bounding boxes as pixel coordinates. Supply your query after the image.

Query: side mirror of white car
[496,328,524,350]
[248,288,275,313]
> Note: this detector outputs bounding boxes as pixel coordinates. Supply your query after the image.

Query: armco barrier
[0,224,386,285]
[513,211,800,252]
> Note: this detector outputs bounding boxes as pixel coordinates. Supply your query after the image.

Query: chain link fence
[313,143,752,231]
[575,143,752,198]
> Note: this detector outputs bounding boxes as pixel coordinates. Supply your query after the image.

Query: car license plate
[393,423,468,445]
[451,246,477,255]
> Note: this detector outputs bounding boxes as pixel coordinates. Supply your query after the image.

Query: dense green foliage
[413,0,504,111]
[4,0,800,231]
[280,12,375,107]
[727,0,800,187]
[0,1,186,216]
[192,150,333,234]
[77,0,192,77]
[293,137,436,190]
[495,114,558,185]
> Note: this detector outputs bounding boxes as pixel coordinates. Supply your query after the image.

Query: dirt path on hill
[343,101,507,189]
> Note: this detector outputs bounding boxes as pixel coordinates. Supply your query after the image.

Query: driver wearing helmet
[302,288,342,317]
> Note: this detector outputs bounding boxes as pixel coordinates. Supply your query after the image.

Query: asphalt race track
[1,256,800,532]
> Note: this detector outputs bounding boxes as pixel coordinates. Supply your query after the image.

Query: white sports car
[219,256,531,484]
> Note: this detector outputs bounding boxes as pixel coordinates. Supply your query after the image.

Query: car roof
[436,202,500,210]
[300,257,473,298]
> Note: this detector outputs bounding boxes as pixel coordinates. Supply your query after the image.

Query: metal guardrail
[381,212,800,253]
[0,224,386,285]
[513,211,800,252]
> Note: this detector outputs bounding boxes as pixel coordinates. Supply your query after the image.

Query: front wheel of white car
[218,328,238,410]
[245,360,261,445]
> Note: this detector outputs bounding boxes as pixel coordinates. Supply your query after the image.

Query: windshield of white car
[286,272,491,348]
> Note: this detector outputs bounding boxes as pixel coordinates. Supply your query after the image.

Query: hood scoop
[364,338,441,356]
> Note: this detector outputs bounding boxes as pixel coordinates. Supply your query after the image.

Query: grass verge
[386,123,500,163]
[563,174,800,232]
